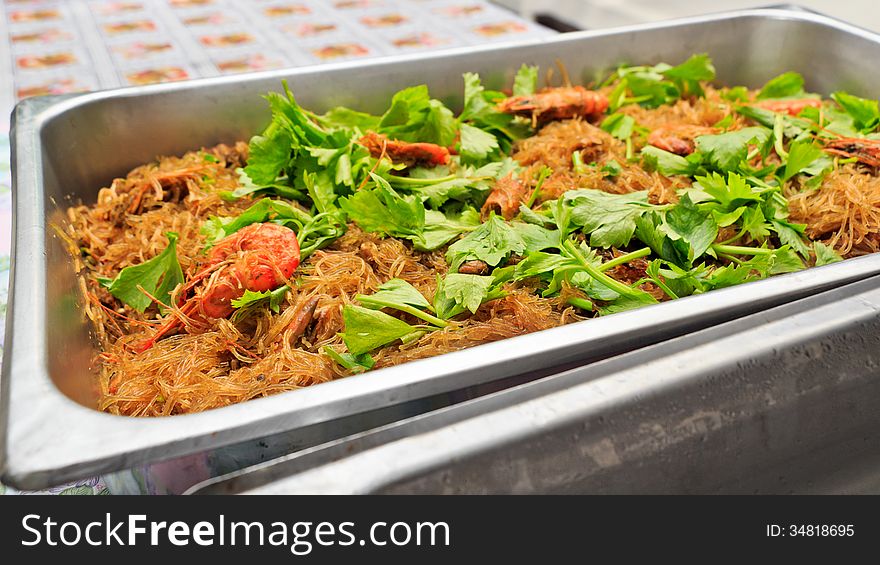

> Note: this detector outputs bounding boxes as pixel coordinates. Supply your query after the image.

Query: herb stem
[357,298,449,328]
[598,247,651,272]
[271,285,290,301]
[387,174,459,186]
[649,276,679,300]
[562,239,641,299]
[526,166,553,208]
[400,330,427,344]
[566,297,594,311]
[572,151,587,174]
[719,228,746,245]
[718,253,744,265]
[711,244,773,256]
[774,114,789,159]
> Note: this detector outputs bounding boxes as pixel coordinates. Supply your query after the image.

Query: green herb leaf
[597,292,659,316]
[513,251,571,280]
[771,219,811,258]
[446,215,527,271]
[661,53,716,82]
[434,273,503,319]
[415,208,482,251]
[339,173,425,238]
[602,160,623,177]
[743,245,805,275]
[695,171,762,211]
[317,106,381,130]
[244,123,293,186]
[322,346,375,373]
[513,64,538,97]
[662,194,718,263]
[512,222,561,253]
[641,145,701,176]
[735,105,813,141]
[459,122,500,162]
[757,72,805,100]
[600,113,635,140]
[782,139,827,182]
[340,304,417,355]
[229,286,291,322]
[694,127,770,172]
[99,232,184,313]
[740,206,771,241]
[562,189,651,248]
[356,279,432,312]
[831,91,880,133]
[814,241,843,266]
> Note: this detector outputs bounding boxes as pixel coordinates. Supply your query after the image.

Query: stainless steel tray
[190,276,880,495]
[5,7,880,491]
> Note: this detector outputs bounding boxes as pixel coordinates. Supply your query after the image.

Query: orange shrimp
[358,131,450,167]
[497,86,609,125]
[823,137,880,167]
[753,98,822,117]
[647,124,718,156]
[135,222,301,352]
[481,173,528,220]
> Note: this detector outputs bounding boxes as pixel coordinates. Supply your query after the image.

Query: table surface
[0,0,551,495]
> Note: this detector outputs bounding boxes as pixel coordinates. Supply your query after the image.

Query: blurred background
[498,0,880,32]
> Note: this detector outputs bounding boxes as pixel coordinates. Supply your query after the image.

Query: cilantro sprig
[98,232,184,313]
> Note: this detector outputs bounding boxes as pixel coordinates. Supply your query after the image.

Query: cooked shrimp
[135,222,301,352]
[647,124,717,155]
[752,98,822,116]
[497,86,609,126]
[358,131,450,167]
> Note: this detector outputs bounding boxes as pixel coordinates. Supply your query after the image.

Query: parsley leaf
[433,272,506,319]
[416,208,481,251]
[662,53,716,82]
[245,122,294,186]
[340,305,418,355]
[316,106,381,130]
[98,232,184,313]
[600,113,635,140]
[202,198,341,259]
[757,72,805,100]
[694,127,770,172]
[513,251,571,280]
[230,287,289,313]
[459,122,500,163]
[694,171,762,211]
[322,346,375,373]
[229,286,291,322]
[513,64,538,97]
[735,105,814,141]
[831,91,880,133]
[339,173,425,238]
[814,241,843,266]
[562,189,651,248]
[641,145,702,176]
[355,279,448,327]
[662,194,718,263]
[613,54,715,108]
[782,139,828,182]
[356,279,432,312]
[446,215,527,271]
[459,72,532,155]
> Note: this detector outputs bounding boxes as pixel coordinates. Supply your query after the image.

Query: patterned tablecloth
[0,0,552,494]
